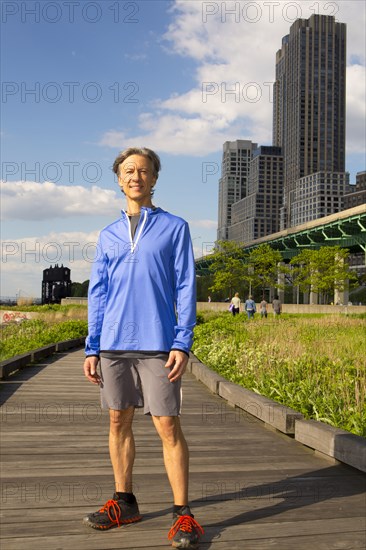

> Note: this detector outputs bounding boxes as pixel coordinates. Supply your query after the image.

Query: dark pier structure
[41,264,71,304]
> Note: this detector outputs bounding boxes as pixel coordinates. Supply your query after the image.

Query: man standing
[83,147,203,549]
[244,295,256,320]
[272,295,282,316]
[259,298,268,319]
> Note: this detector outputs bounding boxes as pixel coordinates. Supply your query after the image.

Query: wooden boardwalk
[1,348,365,550]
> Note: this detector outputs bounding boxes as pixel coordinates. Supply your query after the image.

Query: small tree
[290,246,356,304]
[246,244,284,297]
[71,280,89,297]
[208,240,247,298]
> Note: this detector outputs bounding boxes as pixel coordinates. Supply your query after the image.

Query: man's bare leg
[152,415,189,505]
[152,416,204,547]
[83,405,141,529]
[109,406,135,493]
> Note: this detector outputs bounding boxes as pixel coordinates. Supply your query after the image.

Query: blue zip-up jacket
[85,207,196,356]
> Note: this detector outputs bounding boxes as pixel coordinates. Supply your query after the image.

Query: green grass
[0,304,87,313]
[192,312,366,437]
[0,319,88,361]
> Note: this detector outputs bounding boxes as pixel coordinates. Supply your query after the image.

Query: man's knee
[154,416,182,446]
[109,407,134,435]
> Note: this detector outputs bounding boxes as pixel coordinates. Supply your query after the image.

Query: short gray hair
[112,147,161,178]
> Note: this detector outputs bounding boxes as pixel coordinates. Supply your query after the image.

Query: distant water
[0,297,42,305]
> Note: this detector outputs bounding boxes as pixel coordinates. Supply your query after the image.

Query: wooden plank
[1,515,365,539]
[2,495,366,524]
[1,521,365,550]
[1,348,365,550]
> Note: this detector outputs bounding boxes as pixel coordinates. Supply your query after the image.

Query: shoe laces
[99,499,121,527]
[168,514,204,540]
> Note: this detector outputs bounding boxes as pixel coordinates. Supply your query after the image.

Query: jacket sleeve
[171,222,196,354]
[84,234,109,356]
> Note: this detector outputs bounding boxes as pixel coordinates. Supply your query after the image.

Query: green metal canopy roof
[195,204,366,274]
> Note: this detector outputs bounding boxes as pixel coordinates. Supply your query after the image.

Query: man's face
[118,154,157,203]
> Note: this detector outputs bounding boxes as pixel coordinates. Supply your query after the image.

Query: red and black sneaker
[83,493,142,530]
[168,506,204,549]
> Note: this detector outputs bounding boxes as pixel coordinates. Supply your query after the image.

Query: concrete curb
[32,344,57,363]
[295,419,366,473]
[189,356,227,394]
[189,354,366,473]
[56,337,86,352]
[0,337,85,380]
[0,353,33,380]
[219,381,303,435]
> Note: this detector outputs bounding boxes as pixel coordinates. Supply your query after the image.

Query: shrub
[192,313,366,437]
[0,319,87,361]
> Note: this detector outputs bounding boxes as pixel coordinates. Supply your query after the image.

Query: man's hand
[83,356,101,385]
[165,350,188,382]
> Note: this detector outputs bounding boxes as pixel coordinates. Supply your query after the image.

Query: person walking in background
[244,295,256,320]
[83,147,203,549]
[230,292,241,316]
[259,298,268,319]
[272,295,282,316]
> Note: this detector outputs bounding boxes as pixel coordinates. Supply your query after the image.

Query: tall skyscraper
[229,146,283,243]
[217,140,257,241]
[273,14,347,228]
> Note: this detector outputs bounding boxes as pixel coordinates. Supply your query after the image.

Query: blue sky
[1,0,365,298]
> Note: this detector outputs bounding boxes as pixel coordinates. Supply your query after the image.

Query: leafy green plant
[0,319,87,361]
[0,304,87,313]
[290,246,358,304]
[192,313,366,437]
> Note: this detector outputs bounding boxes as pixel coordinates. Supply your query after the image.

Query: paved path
[1,348,365,549]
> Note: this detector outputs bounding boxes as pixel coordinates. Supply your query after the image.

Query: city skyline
[1,1,365,298]
[274,14,347,228]
[217,13,361,245]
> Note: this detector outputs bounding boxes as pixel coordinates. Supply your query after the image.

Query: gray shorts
[99,354,182,416]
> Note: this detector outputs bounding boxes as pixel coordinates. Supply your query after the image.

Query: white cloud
[0,226,214,297]
[99,0,365,156]
[346,64,366,154]
[1,181,122,221]
[1,230,100,298]
[100,113,243,156]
